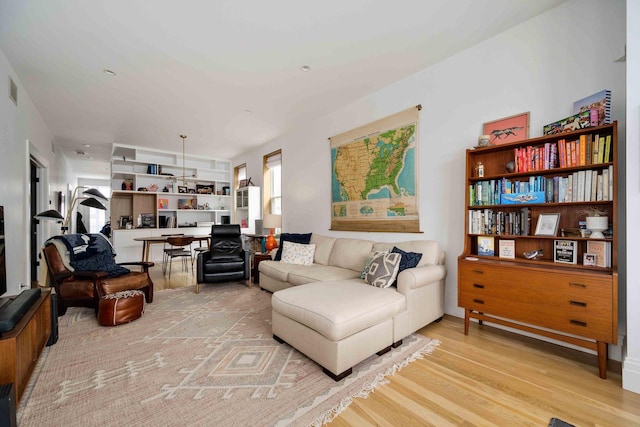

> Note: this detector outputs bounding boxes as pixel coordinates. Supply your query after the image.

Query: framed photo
[239,179,248,188]
[178,186,188,193]
[483,112,530,145]
[535,213,560,236]
[187,188,196,194]
[554,239,577,264]
[583,253,597,266]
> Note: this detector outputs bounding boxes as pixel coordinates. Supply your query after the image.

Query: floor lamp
[35,187,108,234]
[262,214,281,252]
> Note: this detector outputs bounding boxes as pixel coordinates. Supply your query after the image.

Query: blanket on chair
[48,233,129,278]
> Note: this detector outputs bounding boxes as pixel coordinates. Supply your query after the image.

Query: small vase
[586,216,608,239]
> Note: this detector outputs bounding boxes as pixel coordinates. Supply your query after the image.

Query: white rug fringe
[308,338,441,427]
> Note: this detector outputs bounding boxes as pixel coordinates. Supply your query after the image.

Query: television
[0,206,6,297]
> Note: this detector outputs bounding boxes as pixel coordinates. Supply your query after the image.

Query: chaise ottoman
[271,280,406,380]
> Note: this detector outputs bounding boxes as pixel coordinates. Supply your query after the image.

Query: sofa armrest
[396,264,447,295]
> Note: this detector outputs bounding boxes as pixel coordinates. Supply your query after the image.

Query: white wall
[0,47,75,296]
[233,0,627,350]
[623,0,640,394]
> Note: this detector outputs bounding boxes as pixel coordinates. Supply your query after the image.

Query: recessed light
[244,109,253,115]
[83,144,91,148]
[88,156,94,160]
[300,65,311,72]
[103,69,117,76]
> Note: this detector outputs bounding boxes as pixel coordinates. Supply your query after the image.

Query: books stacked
[586,240,612,268]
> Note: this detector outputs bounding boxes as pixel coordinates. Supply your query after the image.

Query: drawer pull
[473,283,485,289]
[570,319,587,327]
[569,282,587,289]
[473,299,485,304]
[570,300,587,307]
[472,269,484,275]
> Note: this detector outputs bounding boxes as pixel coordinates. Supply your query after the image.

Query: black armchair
[196,224,250,293]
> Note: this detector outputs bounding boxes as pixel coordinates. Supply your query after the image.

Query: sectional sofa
[258,234,446,380]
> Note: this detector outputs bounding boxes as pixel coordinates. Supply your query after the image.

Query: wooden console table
[0,288,51,407]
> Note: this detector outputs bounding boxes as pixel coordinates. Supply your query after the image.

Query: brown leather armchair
[42,237,154,316]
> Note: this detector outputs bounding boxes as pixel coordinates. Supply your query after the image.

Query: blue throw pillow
[274,233,312,261]
[391,246,422,281]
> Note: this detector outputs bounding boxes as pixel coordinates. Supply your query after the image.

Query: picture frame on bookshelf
[158,198,168,210]
[178,186,188,193]
[498,239,515,259]
[554,239,578,264]
[534,213,560,236]
[482,112,530,145]
[583,253,597,266]
[477,236,495,256]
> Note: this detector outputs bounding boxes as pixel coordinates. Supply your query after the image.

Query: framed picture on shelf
[187,188,196,194]
[238,179,248,188]
[477,236,495,256]
[158,198,168,209]
[498,239,515,259]
[534,213,560,236]
[483,112,530,145]
[178,186,188,193]
[583,253,597,266]
[554,239,577,264]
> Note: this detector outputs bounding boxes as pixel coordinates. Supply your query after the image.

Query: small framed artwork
[477,236,495,256]
[178,186,188,193]
[187,188,196,194]
[239,179,248,188]
[483,112,530,145]
[554,239,577,264]
[535,213,560,236]
[498,239,515,259]
[158,199,168,209]
[583,253,596,266]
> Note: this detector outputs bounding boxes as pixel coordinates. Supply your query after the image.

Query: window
[234,164,247,189]
[263,150,281,215]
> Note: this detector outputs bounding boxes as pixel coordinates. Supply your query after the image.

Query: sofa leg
[273,334,286,344]
[323,367,352,382]
[376,345,391,356]
[392,339,403,348]
[195,283,200,294]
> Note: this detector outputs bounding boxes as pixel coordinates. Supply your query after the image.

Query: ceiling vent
[8,77,17,106]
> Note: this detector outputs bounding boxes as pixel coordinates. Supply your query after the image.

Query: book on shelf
[554,240,578,264]
[543,110,592,136]
[477,236,495,256]
[586,240,611,267]
[498,239,515,259]
[572,89,611,126]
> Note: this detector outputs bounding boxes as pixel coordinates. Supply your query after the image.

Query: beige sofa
[259,234,446,380]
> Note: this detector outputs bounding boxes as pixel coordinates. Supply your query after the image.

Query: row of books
[512,133,612,173]
[159,215,177,228]
[468,208,531,236]
[470,165,613,206]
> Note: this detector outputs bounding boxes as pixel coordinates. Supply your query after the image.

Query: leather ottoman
[98,290,145,326]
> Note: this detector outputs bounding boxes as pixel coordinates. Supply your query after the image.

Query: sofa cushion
[373,240,441,266]
[274,233,312,261]
[281,241,316,266]
[258,260,304,283]
[288,265,362,286]
[328,238,374,272]
[359,250,390,279]
[391,247,423,273]
[365,252,401,288]
[309,234,336,265]
[272,280,406,341]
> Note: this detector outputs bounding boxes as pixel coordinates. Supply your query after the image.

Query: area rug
[18,283,439,426]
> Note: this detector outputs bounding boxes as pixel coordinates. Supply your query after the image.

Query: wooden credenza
[0,289,51,407]
[458,259,616,378]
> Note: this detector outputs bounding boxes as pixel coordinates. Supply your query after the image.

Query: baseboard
[623,356,640,393]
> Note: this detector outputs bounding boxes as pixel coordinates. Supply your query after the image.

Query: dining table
[133,234,210,262]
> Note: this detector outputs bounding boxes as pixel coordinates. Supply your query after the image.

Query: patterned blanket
[48,233,129,277]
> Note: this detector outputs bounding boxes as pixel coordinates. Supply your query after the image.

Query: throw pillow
[391,247,423,272]
[280,241,316,266]
[365,252,401,288]
[391,246,423,286]
[274,233,312,261]
[359,250,390,279]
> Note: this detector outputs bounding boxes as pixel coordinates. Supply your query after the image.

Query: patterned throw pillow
[390,247,423,286]
[280,241,316,266]
[274,233,312,261]
[365,252,401,288]
[360,250,390,279]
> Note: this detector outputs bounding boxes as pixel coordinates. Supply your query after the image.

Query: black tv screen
[0,206,6,296]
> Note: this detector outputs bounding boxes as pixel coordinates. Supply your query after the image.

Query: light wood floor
[150,266,640,426]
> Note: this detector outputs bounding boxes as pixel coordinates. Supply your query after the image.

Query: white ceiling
[0,0,567,179]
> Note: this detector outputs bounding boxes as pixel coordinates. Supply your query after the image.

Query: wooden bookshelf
[458,122,618,378]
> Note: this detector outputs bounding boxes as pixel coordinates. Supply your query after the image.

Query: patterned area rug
[18,283,439,426]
